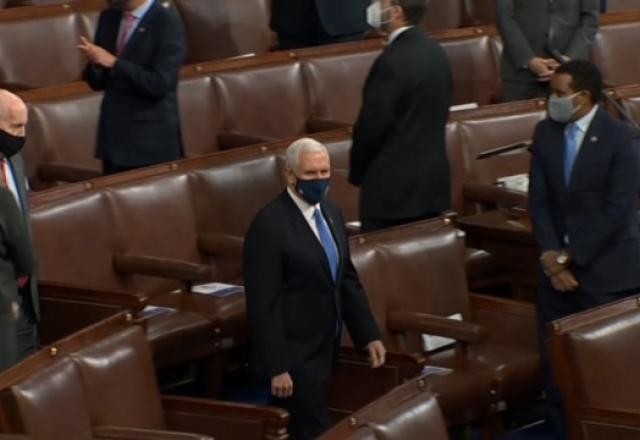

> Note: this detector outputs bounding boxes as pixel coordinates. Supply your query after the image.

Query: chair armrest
[37,162,102,183]
[38,281,148,311]
[306,117,350,133]
[197,233,243,257]
[345,221,361,236]
[217,131,273,149]
[113,254,212,284]
[387,310,486,344]
[93,426,212,440]
[162,395,288,440]
[462,182,527,208]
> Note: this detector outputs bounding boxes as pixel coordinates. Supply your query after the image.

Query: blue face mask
[295,178,330,205]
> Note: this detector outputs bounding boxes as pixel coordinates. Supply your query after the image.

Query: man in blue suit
[79,0,187,175]
[529,60,640,439]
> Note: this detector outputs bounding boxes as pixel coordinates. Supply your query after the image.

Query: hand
[527,57,556,81]
[78,36,117,69]
[271,372,293,398]
[367,340,386,368]
[540,250,566,277]
[11,301,20,321]
[550,269,579,292]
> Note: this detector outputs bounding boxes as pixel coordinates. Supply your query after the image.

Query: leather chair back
[592,19,640,87]
[178,76,222,157]
[463,0,497,25]
[607,0,640,11]
[423,0,464,31]
[173,0,272,63]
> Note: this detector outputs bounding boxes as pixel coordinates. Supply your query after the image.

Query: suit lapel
[283,192,335,283]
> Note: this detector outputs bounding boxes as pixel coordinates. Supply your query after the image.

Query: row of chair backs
[549,295,640,440]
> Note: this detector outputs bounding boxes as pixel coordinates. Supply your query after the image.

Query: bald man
[244,138,385,439]
[0,90,39,371]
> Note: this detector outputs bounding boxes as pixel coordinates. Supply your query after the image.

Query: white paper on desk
[421,313,463,352]
[496,173,529,193]
[191,282,243,298]
[422,365,454,376]
[142,305,175,319]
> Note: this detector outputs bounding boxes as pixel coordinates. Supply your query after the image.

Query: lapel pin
[138,27,146,33]
[590,136,598,142]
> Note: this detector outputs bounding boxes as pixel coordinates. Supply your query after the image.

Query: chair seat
[425,370,495,426]
[144,308,215,368]
[430,344,541,403]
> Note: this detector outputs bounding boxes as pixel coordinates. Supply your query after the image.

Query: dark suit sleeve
[349,56,399,186]
[565,0,599,59]
[110,12,187,99]
[0,190,35,277]
[243,212,290,378]
[528,126,562,252]
[336,211,381,347]
[496,0,535,70]
[568,131,640,267]
[83,11,111,91]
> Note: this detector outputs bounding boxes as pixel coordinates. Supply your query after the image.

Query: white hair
[285,138,328,171]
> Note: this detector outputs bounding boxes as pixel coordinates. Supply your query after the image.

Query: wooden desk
[457,210,540,300]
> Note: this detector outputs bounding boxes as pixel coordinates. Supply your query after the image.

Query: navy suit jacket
[84,1,187,168]
[243,191,380,381]
[529,108,640,293]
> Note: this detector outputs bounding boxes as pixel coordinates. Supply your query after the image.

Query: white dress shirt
[1,159,21,209]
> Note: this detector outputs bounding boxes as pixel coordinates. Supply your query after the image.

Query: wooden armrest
[162,395,288,438]
[470,293,536,319]
[93,426,211,440]
[462,182,527,208]
[197,233,243,257]
[113,254,212,284]
[306,117,350,133]
[217,131,273,149]
[37,162,102,183]
[38,281,147,311]
[387,310,485,344]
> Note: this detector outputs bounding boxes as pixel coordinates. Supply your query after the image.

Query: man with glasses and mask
[78,0,186,175]
[0,90,38,372]
[529,60,640,439]
[244,138,386,440]
[349,0,452,233]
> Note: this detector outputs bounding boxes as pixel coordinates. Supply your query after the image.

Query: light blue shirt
[564,104,599,153]
[117,0,155,47]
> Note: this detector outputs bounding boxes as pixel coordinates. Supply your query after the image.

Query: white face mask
[548,91,583,123]
[366,1,393,31]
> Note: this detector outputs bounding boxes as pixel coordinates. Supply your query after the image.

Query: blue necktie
[564,122,580,186]
[313,207,339,281]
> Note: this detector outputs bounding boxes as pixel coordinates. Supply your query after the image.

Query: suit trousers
[502,79,550,102]
[272,369,329,440]
[536,279,637,439]
[0,300,38,373]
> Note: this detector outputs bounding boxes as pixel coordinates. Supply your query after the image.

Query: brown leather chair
[439,29,501,105]
[423,0,464,31]
[549,296,640,440]
[0,313,288,440]
[607,0,640,11]
[173,0,273,63]
[464,0,497,25]
[0,5,90,89]
[322,375,449,440]
[178,76,223,157]
[592,18,640,88]
[349,219,541,415]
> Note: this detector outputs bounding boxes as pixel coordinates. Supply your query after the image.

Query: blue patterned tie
[313,207,338,281]
[564,122,580,186]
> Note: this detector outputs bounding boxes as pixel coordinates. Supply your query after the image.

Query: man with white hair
[0,90,39,371]
[244,138,386,439]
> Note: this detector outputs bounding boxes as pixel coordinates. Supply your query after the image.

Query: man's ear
[284,168,296,187]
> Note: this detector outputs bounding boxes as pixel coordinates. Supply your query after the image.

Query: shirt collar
[129,0,154,20]
[387,26,413,45]
[571,104,599,133]
[287,186,319,221]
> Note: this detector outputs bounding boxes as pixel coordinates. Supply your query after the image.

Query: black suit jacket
[350,27,453,221]
[270,0,368,37]
[243,191,381,381]
[84,1,187,168]
[529,108,640,293]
